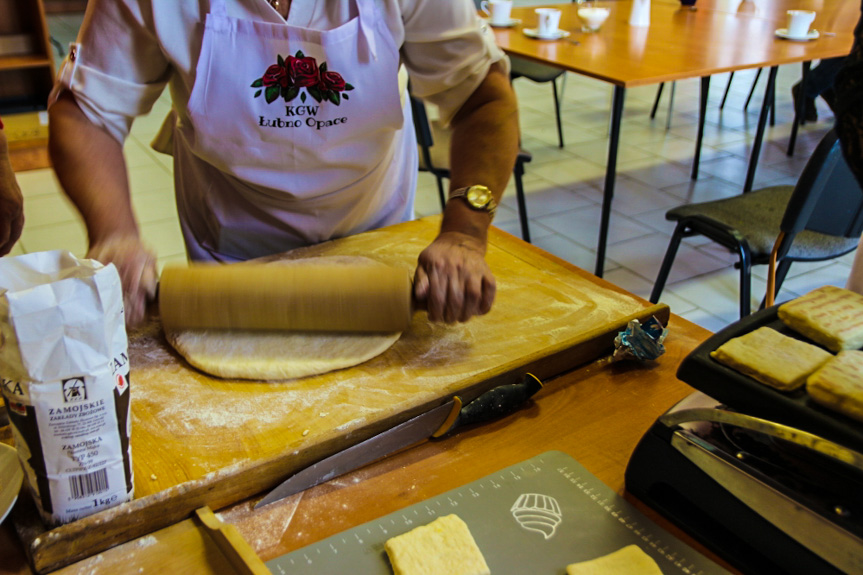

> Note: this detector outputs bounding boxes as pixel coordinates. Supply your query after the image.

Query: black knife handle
[439,373,543,436]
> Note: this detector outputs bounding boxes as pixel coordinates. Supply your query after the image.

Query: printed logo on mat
[511,493,563,539]
[62,377,87,403]
[251,51,355,131]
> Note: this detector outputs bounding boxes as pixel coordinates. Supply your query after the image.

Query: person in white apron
[48,0,520,326]
[0,116,25,256]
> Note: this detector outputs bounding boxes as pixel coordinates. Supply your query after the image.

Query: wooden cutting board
[13,216,669,573]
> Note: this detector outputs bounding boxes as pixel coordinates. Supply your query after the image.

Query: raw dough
[165,257,401,380]
[566,545,662,575]
[384,514,490,575]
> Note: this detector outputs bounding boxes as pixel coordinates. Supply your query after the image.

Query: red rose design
[287,55,320,88]
[262,64,290,88]
[320,70,346,92]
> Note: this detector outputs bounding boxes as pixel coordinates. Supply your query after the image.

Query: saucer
[484,17,521,28]
[775,28,819,41]
[523,28,571,40]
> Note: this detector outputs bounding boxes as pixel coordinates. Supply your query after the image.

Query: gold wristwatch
[448,185,497,218]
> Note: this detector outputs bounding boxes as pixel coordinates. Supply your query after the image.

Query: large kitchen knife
[255,373,543,508]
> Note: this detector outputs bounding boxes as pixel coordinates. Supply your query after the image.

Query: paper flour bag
[0,250,133,526]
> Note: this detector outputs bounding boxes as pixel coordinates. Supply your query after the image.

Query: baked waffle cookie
[778,285,863,352]
[710,326,832,391]
[807,350,863,422]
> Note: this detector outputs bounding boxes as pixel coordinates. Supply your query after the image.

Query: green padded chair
[474,0,567,148]
[649,129,863,318]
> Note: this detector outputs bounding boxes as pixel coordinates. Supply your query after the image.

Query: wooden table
[495,1,856,276]
[0,280,729,573]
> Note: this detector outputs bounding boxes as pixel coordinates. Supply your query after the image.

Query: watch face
[466,186,492,208]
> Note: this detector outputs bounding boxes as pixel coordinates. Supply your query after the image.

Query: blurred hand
[87,236,158,328]
[414,231,496,324]
[0,151,24,256]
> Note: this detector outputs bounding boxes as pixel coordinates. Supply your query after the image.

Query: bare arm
[0,124,25,256]
[49,92,156,326]
[414,62,520,323]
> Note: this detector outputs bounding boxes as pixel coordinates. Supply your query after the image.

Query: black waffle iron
[626,305,863,575]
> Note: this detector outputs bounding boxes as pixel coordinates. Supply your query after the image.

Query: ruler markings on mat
[267,451,729,574]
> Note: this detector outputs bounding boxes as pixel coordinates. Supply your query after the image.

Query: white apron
[178,0,416,261]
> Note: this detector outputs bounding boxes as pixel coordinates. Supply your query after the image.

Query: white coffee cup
[786,9,816,38]
[536,8,562,37]
[481,0,513,25]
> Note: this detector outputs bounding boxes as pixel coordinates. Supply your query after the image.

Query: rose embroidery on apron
[251,51,355,106]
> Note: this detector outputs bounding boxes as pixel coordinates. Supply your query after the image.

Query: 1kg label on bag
[0,251,133,525]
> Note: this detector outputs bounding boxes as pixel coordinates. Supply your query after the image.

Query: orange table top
[494,1,856,87]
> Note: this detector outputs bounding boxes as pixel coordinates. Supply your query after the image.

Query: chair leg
[666,81,676,131]
[772,259,793,300]
[651,83,665,119]
[719,72,734,110]
[759,258,793,310]
[513,161,531,243]
[552,78,564,148]
[744,68,762,111]
[769,79,776,127]
[787,61,811,157]
[738,247,753,318]
[650,223,686,303]
[435,175,447,211]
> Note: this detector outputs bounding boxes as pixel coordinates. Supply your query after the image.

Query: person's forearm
[0,121,25,255]
[49,92,139,246]
[0,124,12,177]
[444,63,520,244]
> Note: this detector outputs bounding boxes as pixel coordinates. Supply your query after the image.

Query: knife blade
[255,373,543,508]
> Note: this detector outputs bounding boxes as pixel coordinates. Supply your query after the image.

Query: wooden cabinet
[0,0,55,113]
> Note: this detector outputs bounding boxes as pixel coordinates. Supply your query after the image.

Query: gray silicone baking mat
[266,450,729,574]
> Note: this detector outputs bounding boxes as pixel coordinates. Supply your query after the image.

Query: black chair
[651,68,777,126]
[509,58,567,148]
[409,93,533,242]
[650,129,863,318]
[474,0,567,148]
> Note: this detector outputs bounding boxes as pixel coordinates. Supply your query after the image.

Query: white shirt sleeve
[48,0,506,140]
[49,0,171,143]
[397,0,509,125]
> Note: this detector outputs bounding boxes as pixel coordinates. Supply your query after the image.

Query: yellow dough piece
[165,256,401,380]
[807,350,863,422]
[384,514,490,575]
[566,545,663,575]
[778,285,863,352]
[710,327,832,391]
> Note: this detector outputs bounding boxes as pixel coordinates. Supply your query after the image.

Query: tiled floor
[11,11,850,334]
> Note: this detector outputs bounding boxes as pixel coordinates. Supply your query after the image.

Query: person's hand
[414,231,496,324]
[0,151,24,256]
[87,236,158,328]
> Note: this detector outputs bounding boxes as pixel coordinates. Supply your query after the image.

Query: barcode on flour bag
[0,251,133,526]
[69,468,109,499]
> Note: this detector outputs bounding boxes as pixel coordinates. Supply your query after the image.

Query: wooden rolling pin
[159,262,413,333]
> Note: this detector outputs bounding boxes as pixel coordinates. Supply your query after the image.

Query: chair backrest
[780,129,863,247]
[408,92,442,175]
